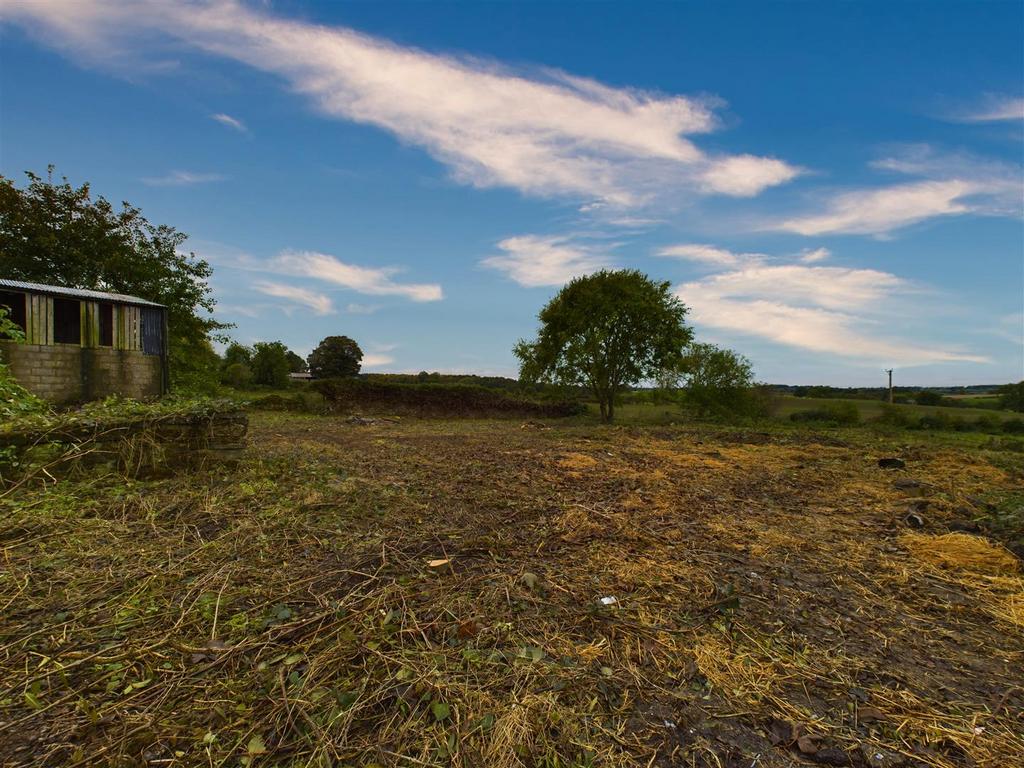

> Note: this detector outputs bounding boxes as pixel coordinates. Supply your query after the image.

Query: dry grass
[0,414,1021,767]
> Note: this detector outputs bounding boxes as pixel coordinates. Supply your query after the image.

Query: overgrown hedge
[312,378,583,418]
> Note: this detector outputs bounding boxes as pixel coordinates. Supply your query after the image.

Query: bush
[790,402,860,425]
[972,414,1000,433]
[1002,418,1024,434]
[0,365,48,420]
[875,404,911,427]
[312,378,583,418]
[222,362,253,389]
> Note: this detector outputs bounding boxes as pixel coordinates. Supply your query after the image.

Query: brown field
[1,412,1022,767]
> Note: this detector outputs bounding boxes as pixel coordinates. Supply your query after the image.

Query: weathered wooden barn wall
[21,295,144,350]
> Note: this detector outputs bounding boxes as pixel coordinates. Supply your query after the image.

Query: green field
[774,395,1019,422]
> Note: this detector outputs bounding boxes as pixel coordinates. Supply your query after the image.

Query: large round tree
[514,269,692,421]
[308,336,363,378]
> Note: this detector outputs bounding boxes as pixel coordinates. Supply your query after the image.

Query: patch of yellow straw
[901,532,1020,575]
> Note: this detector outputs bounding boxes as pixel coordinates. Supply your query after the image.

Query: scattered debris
[877,457,906,469]
[344,415,398,426]
[598,595,619,606]
[903,511,925,529]
[948,519,983,534]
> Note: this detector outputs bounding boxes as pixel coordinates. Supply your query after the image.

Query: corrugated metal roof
[0,279,165,308]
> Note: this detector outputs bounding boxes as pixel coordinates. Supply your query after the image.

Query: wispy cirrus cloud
[656,243,760,268]
[346,303,380,315]
[772,145,1022,236]
[141,170,225,187]
[798,247,830,263]
[252,280,334,315]
[273,250,443,302]
[775,179,978,236]
[211,112,247,131]
[1,0,800,208]
[481,235,614,287]
[949,94,1024,123]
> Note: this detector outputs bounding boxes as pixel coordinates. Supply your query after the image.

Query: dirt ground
[1,413,1021,767]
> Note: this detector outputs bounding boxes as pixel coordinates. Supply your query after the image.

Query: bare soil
[1,413,1021,767]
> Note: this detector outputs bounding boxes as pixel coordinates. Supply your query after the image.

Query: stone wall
[0,341,163,404]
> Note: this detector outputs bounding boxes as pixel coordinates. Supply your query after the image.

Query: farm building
[0,279,168,404]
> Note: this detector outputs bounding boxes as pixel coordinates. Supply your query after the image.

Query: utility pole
[885,369,893,404]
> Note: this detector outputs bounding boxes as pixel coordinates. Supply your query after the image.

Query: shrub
[875,404,911,427]
[1002,418,1024,434]
[312,378,583,418]
[972,414,1000,433]
[790,402,860,425]
[222,362,253,388]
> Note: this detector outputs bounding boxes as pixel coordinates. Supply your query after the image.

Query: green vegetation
[308,335,362,378]
[311,378,583,418]
[0,167,229,390]
[515,269,692,421]
[250,341,293,389]
[0,306,47,420]
[997,381,1024,412]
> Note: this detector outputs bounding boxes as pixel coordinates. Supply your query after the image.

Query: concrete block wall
[0,341,162,405]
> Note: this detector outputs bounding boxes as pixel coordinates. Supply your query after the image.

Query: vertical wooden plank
[30,294,39,344]
[27,294,36,344]
[47,296,53,345]
[89,301,99,347]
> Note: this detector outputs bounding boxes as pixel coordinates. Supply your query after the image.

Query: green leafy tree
[997,381,1024,412]
[251,341,291,388]
[285,350,308,373]
[219,342,254,388]
[222,363,253,389]
[308,336,363,379]
[222,343,253,368]
[0,167,230,389]
[514,269,692,421]
[677,343,762,417]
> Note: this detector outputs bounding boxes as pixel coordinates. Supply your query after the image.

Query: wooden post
[885,369,893,404]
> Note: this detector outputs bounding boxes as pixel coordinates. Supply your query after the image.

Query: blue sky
[1,0,1021,385]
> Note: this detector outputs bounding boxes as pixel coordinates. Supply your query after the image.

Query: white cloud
[346,303,380,314]
[775,180,979,236]
[773,146,1021,236]
[798,247,830,263]
[211,112,246,131]
[481,235,613,287]
[273,250,442,302]
[141,170,225,187]
[953,95,1024,123]
[673,252,988,365]
[1,0,799,207]
[252,280,334,315]
[700,154,800,197]
[656,243,762,268]
[362,353,395,368]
